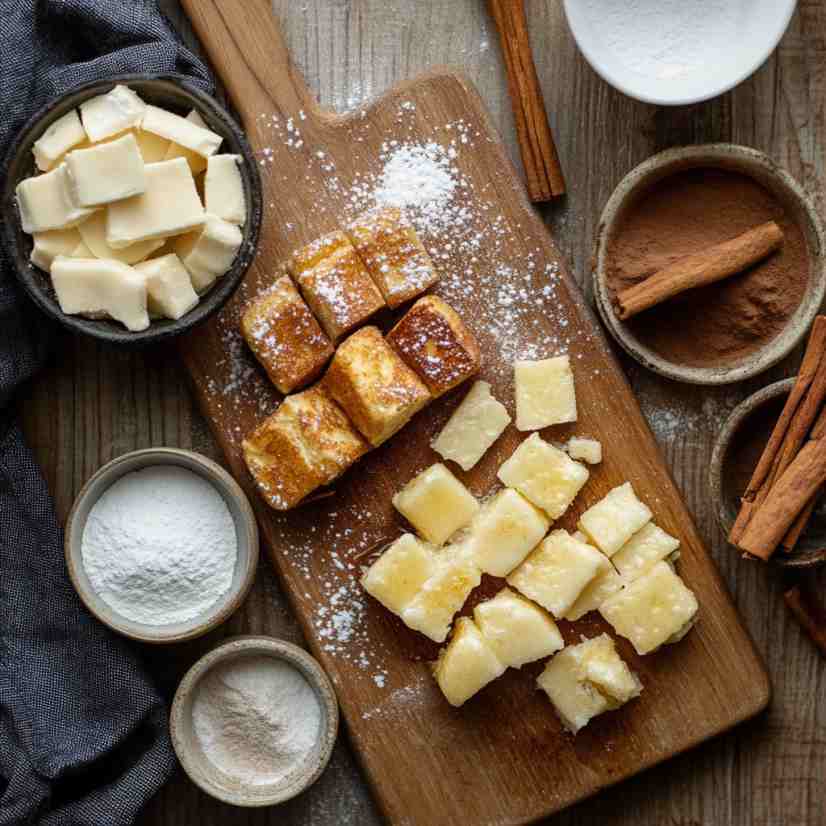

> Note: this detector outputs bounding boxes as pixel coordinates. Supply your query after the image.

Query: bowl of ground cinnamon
[594,144,825,385]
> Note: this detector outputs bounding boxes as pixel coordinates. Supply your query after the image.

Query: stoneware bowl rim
[593,143,826,386]
[170,635,339,807]
[64,447,259,642]
[0,73,262,346]
[709,377,826,569]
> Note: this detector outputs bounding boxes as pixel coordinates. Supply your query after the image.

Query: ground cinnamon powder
[606,168,809,368]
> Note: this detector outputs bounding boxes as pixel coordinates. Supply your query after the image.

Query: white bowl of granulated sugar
[65,448,258,643]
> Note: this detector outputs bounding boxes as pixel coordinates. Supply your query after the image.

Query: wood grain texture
[16,2,825,825]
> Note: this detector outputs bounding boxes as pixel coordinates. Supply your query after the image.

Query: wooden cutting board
[178,2,770,822]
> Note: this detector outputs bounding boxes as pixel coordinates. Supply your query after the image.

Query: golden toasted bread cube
[346,206,439,308]
[577,634,643,705]
[463,488,549,577]
[288,231,385,341]
[433,617,506,707]
[567,437,602,465]
[324,326,431,446]
[497,433,589,519]
[612,522,680,582]
[392,463,479,546]
[241,274,334,394]
[578,482,652,557]
[431,380,511,471]
[473,588,563,668]
[386,295,480,398]
[401,551,482,643]
[514,355,577,431]
[600,561,699,655]
[507,530,605,618]
[361,533,437,616]
[242,384,368,510]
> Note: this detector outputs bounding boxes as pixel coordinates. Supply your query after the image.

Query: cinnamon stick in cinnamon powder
[616,221,784,321]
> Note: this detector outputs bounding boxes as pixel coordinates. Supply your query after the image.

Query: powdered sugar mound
[375,142,457,211]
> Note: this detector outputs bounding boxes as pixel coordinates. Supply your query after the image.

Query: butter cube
[433,617,506,707]
[600,561,699,655]
[64,133,145,207]
[473,588,563,668]
[497,433,589,519]
[431,381,511,471]
[134,254,199,320]
[577,634,643,705]
[564,558,623,621]
[33,109,86,171]
[163,109,210,174]
[77,210,164,265]
[16,164,97,233]
[51,256,148,332]
[361,533,437,616]
[106,158,205,248]
[463,488,549,577]
[135,129,170,162]
[515,355,577,430]
[612,523,681,582]
[567,437,602,465]
[79,85,146,143]
[507,530,604,618]
[578,482,652,557]
[143,104,222,158]
[392,463,479,546]
[30,227,82,271]
[205,154,245,225]
[174,214,242,293]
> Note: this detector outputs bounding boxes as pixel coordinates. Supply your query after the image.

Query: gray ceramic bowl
[1,74,262,345]
[65,448,259,642]
[170,636,339,807]
[593,144,826,385]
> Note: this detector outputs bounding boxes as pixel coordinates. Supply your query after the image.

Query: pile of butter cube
[361,355,699,733]
[16,84,246,331]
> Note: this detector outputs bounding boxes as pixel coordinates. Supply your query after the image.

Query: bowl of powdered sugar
[65,448,258,643]
[170,636,338,806]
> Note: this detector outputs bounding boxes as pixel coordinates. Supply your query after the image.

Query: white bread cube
[16,164,97,233]
[134,129,170,163]
[433,617,506,707]
[507,530,604,618]
[361,534,437,616]
[577,634,643,705]
[473,588,563,668]
[79,85,146,143]
[567,437,602,465]
[497,433,589,519]
[205,154,245,225]
[463,488,549,577]
[163,109,210,174]
[30,227,82,271]
[578,482,652,557]
[431,380,511,471]
[392,463,479,546]
[174,214,242,293]
[64,132,146,207]
[612,523,680,582]
[514,355,577,430]
[33,109,87,171]
[134,254,199,320]
[564,558,623,621]
[600,561,699,655]
[77,210,165,265]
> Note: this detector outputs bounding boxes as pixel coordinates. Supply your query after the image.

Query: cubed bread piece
[433,617,506,707]
[392,463,479,546]
[612,522,680,582]
[578,482,652,557]
[163,110,210,174]
[564,560,623,621]
[346,206,439,308]
[241,275,334,394]
[600,561,699,655]
[507,530,605,618]
[431,380,511,471]
[514,355,577,430]
[473,588,563,668]
[134,254,199,320]
[386,295,480,397]
[463,488,549,577]
[289,232,385,342]
[30,227,82,271]
[324,326,431,446]
[17,164,97,233]
[64,132,146,207]
[77,210,165,265]
[576,634,643,705]
[361,534,437,616]
[401,552,481,643]
[142,105,222,158]
[567,437,602,465]
[79,85,146,143]
[242,384,368,510]
[174,214,243,293]
[497,433,589,519]
[33,109,86,171]
[135,129,170,163]
[205,154,245,225]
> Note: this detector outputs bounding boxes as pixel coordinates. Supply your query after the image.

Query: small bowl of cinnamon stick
[593,144,826,385]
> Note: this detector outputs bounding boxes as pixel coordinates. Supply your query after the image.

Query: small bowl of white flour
[65,448,258,643]
[170,636,338,807]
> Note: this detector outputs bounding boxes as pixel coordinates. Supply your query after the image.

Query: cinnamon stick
[616,221,784,321]
[781,495,817,552]
[784,584,826,658]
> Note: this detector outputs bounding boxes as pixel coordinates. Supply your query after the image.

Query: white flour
[81,466,237,626]
[192,655,322,786]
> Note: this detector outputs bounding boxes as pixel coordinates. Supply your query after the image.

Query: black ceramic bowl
[1,74,262,345]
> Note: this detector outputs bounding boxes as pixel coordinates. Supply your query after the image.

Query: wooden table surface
[17,2,825,824]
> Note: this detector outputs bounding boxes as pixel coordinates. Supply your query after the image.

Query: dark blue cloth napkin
[0,2,212,823]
